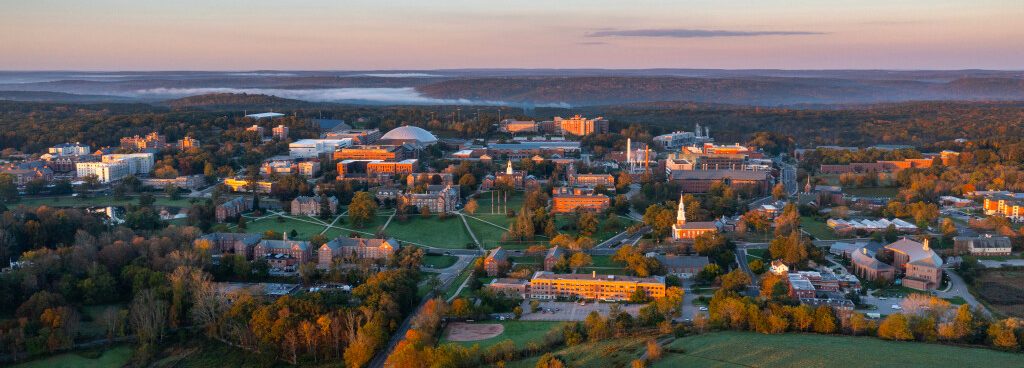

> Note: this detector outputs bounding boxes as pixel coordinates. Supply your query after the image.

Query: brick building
[528,271,665,301]
[484,247,509,277]
[291,195,338,216]
[551,187,610,213]
[318,237,399,268]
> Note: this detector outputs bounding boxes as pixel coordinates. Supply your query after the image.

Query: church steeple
[804,176,812,193]
[506,160,513,175]
[676,194,687,225]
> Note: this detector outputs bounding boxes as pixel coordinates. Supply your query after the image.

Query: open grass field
[746,248,769,260]
[800,215,839,240]
[464,214,512,245]
[150,339,280,368]
[473,191,525,215]
[15,195,196,209]
[384,215,474,249]
[510,331,1024,368]
[321,212,392,239]
[652,332,1024,368]
[242,215,331,240]
[422,254,458,269]
[12,345,132,368]
[440,321,563,350]
[973,268,1024,318]
[506,337,649,368]
[444,259,478,300]
[554,215,636,245]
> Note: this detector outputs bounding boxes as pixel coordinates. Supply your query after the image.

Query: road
[369,254,475,368]
[937,269,991,317]
[774,156,799,196]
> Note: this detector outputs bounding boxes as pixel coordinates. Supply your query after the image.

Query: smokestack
[627,138,632,163]
[592,270,596,278]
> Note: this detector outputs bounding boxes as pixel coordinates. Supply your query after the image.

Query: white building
[102,153,155,175]
[289,139,353,158]
[653,124,713,150]
[76,161,130,183]
[48,142,91,156]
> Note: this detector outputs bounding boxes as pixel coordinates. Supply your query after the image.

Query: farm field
[384,215,474,249]
[652,332,1024,368]
[11,345,132,368]
[440,321,563,350]
[973,268,1024,318]
[508,331,1024,368]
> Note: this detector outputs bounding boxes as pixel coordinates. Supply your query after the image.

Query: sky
[1,0,1022,70]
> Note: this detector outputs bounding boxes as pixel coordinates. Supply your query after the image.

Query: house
[551,187,610,214]
[486,278,530,299]
[216,196,252,222]
[769,260,789,275]
[291,195,338,216]
[318,237,399,268]
[253,238,312,270]
[484,247,509,276]
[656,255,709,278]
[196,233,262,259]
[671,195,719,241]
[544,246,566,271]
[954,234,1012,256]
[787,273,817,299]
[399,185,460,213]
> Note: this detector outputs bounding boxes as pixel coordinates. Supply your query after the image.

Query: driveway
[937,269,990,316]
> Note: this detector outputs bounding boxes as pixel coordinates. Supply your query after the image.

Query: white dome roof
[380,125,438,144]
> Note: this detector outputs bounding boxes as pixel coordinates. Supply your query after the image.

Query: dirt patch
[444,322,505,342]
[975,269,1024,318]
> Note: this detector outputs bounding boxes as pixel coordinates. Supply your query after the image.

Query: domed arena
[379,125,438,147]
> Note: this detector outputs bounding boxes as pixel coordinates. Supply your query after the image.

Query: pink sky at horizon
[1,0,1022,70]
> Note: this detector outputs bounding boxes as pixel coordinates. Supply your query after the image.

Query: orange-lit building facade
[333,146,401,161]
[528,271,666,301]
[551,187,610,213]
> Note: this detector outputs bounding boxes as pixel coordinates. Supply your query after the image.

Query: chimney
[923,238,929,251]
[592,270,596,278]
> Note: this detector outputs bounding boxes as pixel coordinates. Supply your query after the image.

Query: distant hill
[163,93,310,109]
[0,90,137,103]
[417,76,1024,106]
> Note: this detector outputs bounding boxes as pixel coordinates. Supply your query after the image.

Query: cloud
[131,87,570,108]
[577,41,607,46]
[586,28,825,38]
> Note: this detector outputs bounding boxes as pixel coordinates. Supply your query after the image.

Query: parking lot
[518,301,644,321]
[857,294,906,316]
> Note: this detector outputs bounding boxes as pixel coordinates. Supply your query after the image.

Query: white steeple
[506,160,513,175]
[676,194,687,225]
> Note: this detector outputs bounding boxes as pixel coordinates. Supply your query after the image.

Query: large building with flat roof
[528,271,665,301]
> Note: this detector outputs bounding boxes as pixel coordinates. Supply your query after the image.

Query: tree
[536,353,566,368]
[569,253,592,272]
[0,174,18,203]
[319,195,334,220]
[772,183,787,200]
[988,320,1019,350]
[465,199,479,215]
[513,306,523,320]
[576,211,600,237]
[941,218,958,238]
[748,259,765,274]
[812,306,837,334]
[129,289,168,345]
[530,300,541,313]
[646,339,662,362]
[583,311,610,341]
[719,269,751,292]
[348,192,378,228]
[849,313,869,336]
[878,314,913,341]
[165,184,181,200]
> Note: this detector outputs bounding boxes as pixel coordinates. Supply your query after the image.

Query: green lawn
[652,331,1024,368]
[242,215,331,240]
[472,191,525,215]
[441,321,563,350]
[422,254,458,269]
[510,255,543,265]
[510,331,1024,368]
[445,261,477,300]
[321,211,392,239]
[746,248,769,260]
[385,215,474,249]
[464,214,512,246]
[589,255,620,268]
[12,345,132,368]
[800,215,838,240]
[15,195,196,209]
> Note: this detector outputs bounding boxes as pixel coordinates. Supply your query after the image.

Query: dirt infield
[444,322,505,342]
